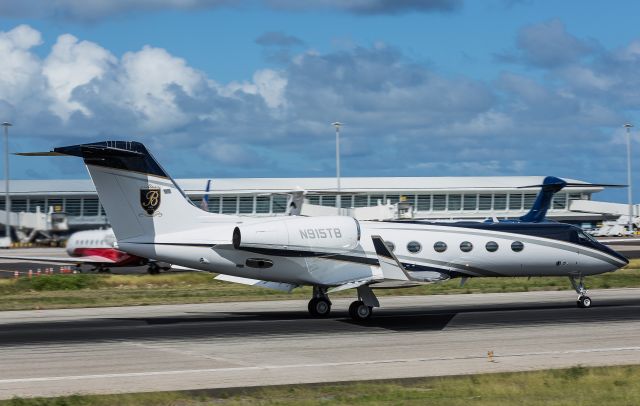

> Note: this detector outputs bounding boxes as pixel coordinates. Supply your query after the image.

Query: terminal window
[493,194,507,210]
[523,193,537,210]
[369,195,383,206]
[65,199,81,216]
[448,194,462,211]
[478,194,492,211]
[340,195,353,208]
[207,196,220,213]
[463,194,477,211]
[272,195,287,213]
[402,195,416,206]
[239,196,254,214]
[385,195,400,204]
[222,196,237,214]
[29,199,45,212]
[83,199,99,216]
[509,193,522,210]
[433,194,446,211]
[11,199,26,213]
[417,195,431,211]
[256,196,270,213]
[353,195,368,208]
[321,195,336,207]
[553,193,567,210]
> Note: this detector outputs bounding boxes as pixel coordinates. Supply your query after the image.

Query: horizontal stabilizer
[519,182,625,188]
[15,152,66,156]
[215,274,297,292]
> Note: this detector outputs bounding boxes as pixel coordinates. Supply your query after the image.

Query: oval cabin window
[434,241,447,253]
[407,241,422,254]
[460,241,473,252]
[511,241,524,252]
[384,241,396,252]
[485,241,499,252]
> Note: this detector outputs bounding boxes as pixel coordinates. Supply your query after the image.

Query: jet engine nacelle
[233,216,360,252]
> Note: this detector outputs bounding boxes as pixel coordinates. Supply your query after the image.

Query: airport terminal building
[0,176,611,231]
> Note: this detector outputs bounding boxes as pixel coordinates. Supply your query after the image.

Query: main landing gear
[307,285,380,321]
[569,275,591,309]
[348,285,380,321]
[308,286,332,317]
[147,262,161,275]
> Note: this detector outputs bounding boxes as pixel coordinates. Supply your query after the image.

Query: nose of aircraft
[598,242,629,268]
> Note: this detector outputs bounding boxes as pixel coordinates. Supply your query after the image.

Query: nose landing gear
[569,275,591,308]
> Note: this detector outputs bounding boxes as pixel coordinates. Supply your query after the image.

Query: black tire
[147,264,161,275]
[308,298,331,317]
[577,296,592,309]
[349,300,372,321]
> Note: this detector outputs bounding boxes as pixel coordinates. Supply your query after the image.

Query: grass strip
[0,260,639,311]
[2,364,640,405]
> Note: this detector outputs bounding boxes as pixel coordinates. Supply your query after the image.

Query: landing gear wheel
[147,263,161,275]
[349,300,372,321]
[577,296,592,309]
[308,297,331,317]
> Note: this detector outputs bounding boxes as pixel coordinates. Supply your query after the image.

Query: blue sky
[1,0,640,202]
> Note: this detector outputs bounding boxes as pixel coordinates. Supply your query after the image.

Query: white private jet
[18,141,629,321]
[0,227,170,273]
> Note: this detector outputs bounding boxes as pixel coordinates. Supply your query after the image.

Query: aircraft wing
[0,255,116,265]
[215,274,298,292]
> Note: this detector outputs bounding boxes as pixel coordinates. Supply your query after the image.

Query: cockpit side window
[578,229,598,244]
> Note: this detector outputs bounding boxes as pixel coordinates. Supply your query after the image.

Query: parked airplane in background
[17,141,629,321]
[0,228,168,274]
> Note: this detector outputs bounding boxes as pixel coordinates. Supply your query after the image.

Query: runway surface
[1,288,640,399]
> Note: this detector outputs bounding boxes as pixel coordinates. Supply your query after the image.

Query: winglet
[371,235,413,281]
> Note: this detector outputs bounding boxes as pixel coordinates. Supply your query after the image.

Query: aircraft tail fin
[41,141,229,241]
[518,176,567,223]
[200,179,212,211]
[517,176,625,223]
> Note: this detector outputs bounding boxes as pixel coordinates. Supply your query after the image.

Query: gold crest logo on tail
[140,187,161,215]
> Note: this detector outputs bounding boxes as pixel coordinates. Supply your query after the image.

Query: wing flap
[214,274,297,292]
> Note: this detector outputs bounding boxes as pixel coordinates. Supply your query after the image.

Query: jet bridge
[0,206,68,247]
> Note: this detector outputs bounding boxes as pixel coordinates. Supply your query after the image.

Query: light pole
[2,122,10,241]
[625,123,634,234]
[332,122,342,214]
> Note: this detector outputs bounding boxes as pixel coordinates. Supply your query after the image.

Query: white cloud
[43,34,117,120]
[115,46,206,130]
[225,69,288,109]
[0,25,45,106]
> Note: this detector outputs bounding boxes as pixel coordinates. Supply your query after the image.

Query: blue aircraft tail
[200,179,212,211]
[519,176,567,223]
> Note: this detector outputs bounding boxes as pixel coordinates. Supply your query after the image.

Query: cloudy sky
[1,0,639,202]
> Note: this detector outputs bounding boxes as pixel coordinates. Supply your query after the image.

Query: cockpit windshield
[577,229,599,245]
